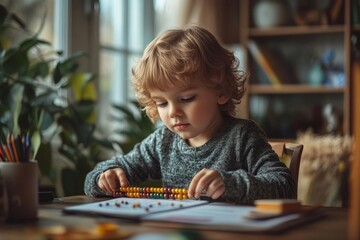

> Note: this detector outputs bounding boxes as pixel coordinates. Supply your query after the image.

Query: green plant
[0,4,114,196]
[111,100,157,154]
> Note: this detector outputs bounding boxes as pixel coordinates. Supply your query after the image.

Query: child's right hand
[97,168,130,194]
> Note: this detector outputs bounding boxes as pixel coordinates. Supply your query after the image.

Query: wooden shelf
[249,85,345,94]
[241,0,351,139]
[352,25,360,32]
[249,25,345,37]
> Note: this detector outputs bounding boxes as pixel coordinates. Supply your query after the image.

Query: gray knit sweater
[84,116,296,204]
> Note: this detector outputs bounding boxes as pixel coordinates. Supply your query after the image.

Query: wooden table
[0,196,348,240]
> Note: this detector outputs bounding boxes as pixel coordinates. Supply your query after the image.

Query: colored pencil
[5,145,13,162]
[0,133,31,163]
[0,142,6,161]
[16,135,23,162]
[10,135,20,162]
[0,144,5,161]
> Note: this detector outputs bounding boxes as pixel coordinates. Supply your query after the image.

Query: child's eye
[155,102,167,108]
[181,95,196,102]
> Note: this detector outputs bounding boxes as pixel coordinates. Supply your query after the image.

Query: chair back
[269,142,304,198]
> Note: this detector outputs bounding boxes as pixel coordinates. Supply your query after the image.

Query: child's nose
[168,104,182,118]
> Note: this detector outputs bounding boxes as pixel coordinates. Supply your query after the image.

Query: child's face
[150,85,226,147]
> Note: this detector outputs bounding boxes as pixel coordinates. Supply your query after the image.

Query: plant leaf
[72,100,97,124]
[10,84,24,135]
[70,73,97,101]
[0,4,8,25]
[52,52,84,84]
[19,38,50,52]
[36,142,52,176]
[31,130,41,159]
[28,61,50,78]
[2,49,29,74]
[31,91,58,107]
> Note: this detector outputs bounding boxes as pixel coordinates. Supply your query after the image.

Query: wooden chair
[269,142,304,198]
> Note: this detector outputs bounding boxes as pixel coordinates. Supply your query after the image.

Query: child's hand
[98,168,129,194]
[187,168,225,200]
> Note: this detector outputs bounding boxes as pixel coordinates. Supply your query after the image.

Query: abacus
[113,187,189,200]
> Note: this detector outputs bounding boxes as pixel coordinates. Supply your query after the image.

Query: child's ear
[217,94,230,105]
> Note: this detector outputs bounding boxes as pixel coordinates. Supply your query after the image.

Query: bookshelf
[240,0,352,139]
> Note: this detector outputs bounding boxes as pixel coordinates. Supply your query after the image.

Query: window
[97,0,155,129]
[0,0,66,52]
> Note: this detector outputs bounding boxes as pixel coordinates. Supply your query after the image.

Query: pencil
[24,133,30,162]
[0,142,7,161]
[10,135,20,162]
[5,145,13,162]
[15,135,23,162]
[0,144,5,161]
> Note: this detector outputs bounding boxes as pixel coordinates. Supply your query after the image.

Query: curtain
[155,0,239,43]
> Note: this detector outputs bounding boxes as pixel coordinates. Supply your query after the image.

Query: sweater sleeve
[218,121,296,204]
[84,129,163,197]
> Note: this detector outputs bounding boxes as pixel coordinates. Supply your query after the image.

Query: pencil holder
[0,161,38,221]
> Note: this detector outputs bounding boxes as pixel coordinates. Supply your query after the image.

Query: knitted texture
[84,116,296,204]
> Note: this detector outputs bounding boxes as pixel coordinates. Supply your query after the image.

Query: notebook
[63,197,325,233]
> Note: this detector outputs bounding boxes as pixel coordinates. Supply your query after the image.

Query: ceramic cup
[0,161,38,221]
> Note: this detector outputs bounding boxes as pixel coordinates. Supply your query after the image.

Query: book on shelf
[247,40,287,88]
[329,0,344,24]
[63,197,324,233]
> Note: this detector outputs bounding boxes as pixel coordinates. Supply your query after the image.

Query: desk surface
[0,196,348,240]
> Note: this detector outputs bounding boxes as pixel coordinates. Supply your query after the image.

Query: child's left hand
[187,168,225,200]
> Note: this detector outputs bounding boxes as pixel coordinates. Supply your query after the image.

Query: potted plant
[0,4,115,196]
[111,100,157,154]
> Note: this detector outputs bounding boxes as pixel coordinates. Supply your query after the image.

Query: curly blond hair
[132,25,248,122]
